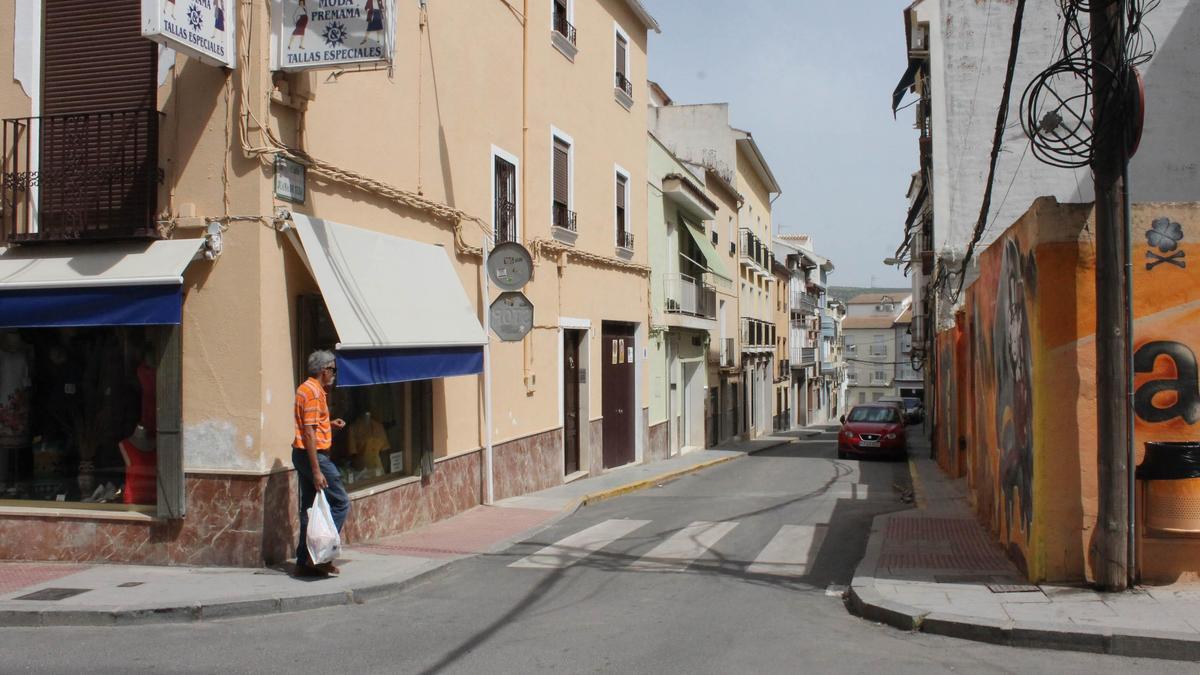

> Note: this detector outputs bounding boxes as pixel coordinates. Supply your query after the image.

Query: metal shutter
[616,34,627,77]
[553,139,569,205]
[42,0,156,114]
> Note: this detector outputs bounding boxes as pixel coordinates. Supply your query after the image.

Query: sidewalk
[848,437,1200,661]
[0,429,815,627]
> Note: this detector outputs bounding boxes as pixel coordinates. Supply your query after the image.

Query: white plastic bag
[306,490,341,565]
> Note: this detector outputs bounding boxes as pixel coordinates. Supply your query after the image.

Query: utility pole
[1091,0,1130,591]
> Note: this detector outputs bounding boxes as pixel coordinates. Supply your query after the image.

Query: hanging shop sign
[271,0,395,71]
[486,242,533,292]
[274,155,307,204]
[141,0,237,69]
[489,292,533,342]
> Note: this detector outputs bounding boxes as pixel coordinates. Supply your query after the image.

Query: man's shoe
[294,562,329,578]
[317,562,340,575]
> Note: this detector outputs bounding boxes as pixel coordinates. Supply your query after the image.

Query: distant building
[841,293,912,405]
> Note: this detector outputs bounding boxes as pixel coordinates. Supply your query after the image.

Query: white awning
[0,239,204,290]
[287,213,486,352]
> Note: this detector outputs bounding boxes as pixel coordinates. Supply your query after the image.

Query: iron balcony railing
[615,72,633,97]
[495,200,517,243]
[552,201,577,232]
[3,108,161,242]
[790,291,819,315]
[617,229,634,250]
[663,273,716,320]
[740,318,775,349]
[739,227,771,271]
[553,12,577,46]
[789,345,817,364]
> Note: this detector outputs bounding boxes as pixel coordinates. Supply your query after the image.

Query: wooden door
[563,330,581,475]
[601,326,635,468]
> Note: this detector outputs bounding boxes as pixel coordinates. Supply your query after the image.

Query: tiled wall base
[588,419,604,476]
[492,427,565,501]
[341,451,482,544]
[0,472,294,567]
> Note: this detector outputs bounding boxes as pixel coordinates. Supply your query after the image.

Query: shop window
[298,295,433,491]
[0,326,171,508]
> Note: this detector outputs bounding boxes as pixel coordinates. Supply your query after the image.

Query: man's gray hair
[306,350,336,376]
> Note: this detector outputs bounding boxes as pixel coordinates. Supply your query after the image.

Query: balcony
[791,291,819,316]
[553,13,577,46]
[551,10,578,61]
[738,227,771,273]
[790,345,817,365]
[552,201,577,233]
[740,317,774,352]
[720,337,735,368]
[777,359,790,381]
[3,109,161,242]
[617,229,634,251]
[664,273,716,321]
[614,72,634,109]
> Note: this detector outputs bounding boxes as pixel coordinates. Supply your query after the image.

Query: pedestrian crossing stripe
[509,519,651,569]
[508,518,830,577]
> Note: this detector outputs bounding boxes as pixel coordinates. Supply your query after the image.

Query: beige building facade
[0,0,659,565]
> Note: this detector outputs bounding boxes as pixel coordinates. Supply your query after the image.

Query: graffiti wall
[942,198,1200,583]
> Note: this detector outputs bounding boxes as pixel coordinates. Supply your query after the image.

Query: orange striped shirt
[293,377,332,450]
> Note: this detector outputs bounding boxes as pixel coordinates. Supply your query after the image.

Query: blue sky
[645,0,916,287]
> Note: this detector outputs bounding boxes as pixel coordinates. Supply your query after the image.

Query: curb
[847,512,1200,661]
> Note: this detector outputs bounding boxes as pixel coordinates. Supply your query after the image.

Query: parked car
[837,404,907,460]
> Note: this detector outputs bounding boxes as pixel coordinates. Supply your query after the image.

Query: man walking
[293,350,349,577]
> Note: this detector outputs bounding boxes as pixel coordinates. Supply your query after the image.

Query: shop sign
[141,0,237,69]
[271,0,395,71]
[274,155,307,204]
[486,242,533,292]
[489,292,533,342]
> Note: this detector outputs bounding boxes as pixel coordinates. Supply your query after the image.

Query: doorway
[601,323,636,468]
[562,329,585,475]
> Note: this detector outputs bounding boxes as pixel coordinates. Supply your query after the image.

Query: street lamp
[882,256,915,266]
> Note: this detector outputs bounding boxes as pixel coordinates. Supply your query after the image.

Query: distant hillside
[826,286,911,305]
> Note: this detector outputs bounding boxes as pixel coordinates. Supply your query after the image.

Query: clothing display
[119,429,157,506]
[0,335,32,451]
[348,413,390,476]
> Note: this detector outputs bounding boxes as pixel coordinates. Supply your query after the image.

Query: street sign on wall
[489,292,533,342]
[274,156,307,203]
[141,0,237,68]
[271,0,395,71]
[486,242,533,292]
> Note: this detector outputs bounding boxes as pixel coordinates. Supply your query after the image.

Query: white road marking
[509,519,650,569]
[627,521,739,572]
[745,524,827,577]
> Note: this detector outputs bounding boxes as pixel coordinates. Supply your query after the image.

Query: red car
[837,404,907,460]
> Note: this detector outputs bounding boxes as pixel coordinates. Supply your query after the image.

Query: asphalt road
[2,429,1188,673]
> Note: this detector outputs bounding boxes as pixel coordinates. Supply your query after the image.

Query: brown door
[601,324,636,468]
[40,0,158,239]
[563,329,582,475]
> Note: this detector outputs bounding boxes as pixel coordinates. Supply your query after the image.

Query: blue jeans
[293,448,350,566]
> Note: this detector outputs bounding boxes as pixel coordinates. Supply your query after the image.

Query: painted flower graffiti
[1146,217,1186,270]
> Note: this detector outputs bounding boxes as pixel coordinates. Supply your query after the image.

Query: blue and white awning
[286,214,486,387]
[0,239,204,328]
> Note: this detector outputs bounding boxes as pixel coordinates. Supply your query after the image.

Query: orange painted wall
[937,198,1200,583]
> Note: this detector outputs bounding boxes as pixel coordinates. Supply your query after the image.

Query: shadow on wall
[1073,0,1200,202]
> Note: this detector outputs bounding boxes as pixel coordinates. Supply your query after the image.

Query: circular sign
[489,291,534,342]
[486,242,533,292]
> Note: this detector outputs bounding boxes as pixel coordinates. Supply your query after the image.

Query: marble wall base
[492,427,565,501]
[0,472,294,567]
[341,451,482,545]
[648,421,669,463]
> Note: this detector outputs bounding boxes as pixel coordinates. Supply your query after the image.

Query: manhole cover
[987,583,1042,593]
[15,587,91,601]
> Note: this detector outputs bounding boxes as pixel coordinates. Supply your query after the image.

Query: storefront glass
[0,326,165,506]
[299,295,434,491]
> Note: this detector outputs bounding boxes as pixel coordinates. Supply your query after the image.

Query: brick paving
[0,563,89,595]
[878,515,1015,572]
[354,505,558,559]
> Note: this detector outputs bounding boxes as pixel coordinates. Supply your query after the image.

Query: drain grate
[987,582,1042,593]
[14,587,91,601]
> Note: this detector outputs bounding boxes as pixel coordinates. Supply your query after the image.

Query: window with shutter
[615,173,626,237]
[32,0,159,240]
[552,138,572,231]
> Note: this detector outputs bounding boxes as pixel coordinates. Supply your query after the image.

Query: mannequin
[0,331,32,492]
[348,411,389,479]
[119,424,157,505]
